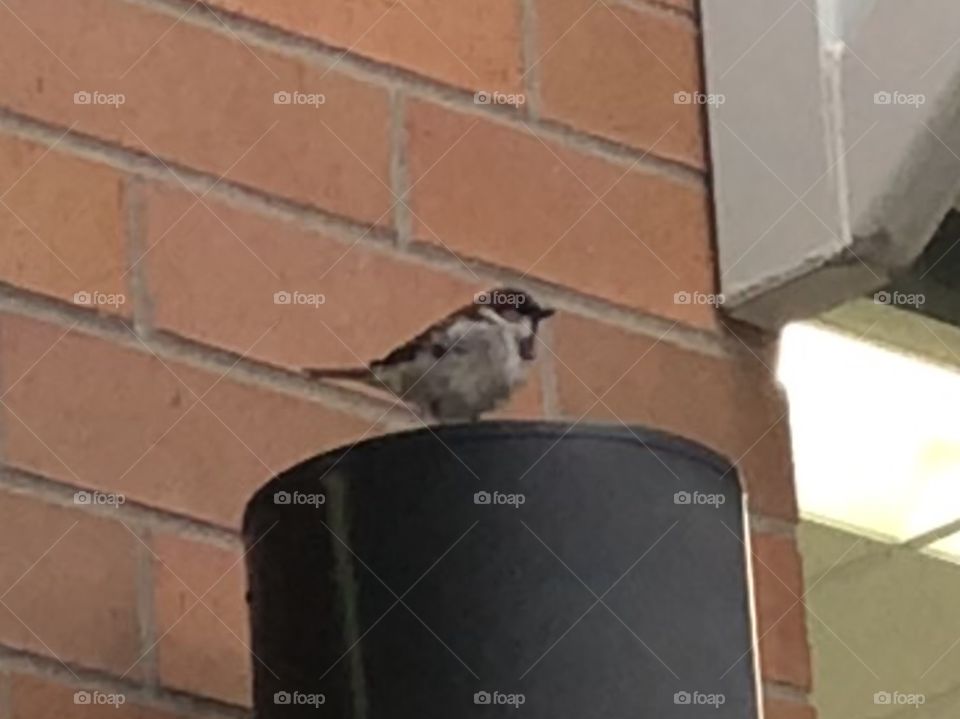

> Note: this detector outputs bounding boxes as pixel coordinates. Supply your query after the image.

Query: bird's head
[474,287,555,359]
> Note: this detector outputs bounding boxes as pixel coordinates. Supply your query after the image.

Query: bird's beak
[536,307,556,319]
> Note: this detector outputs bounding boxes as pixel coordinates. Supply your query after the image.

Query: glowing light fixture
[778,322,960,555]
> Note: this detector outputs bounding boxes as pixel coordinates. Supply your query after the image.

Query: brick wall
[0,0,812,716]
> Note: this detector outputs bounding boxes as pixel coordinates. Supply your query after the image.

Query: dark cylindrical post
[244,422,758,717]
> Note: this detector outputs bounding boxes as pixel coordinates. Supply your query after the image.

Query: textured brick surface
[152,533,250,706]
[0,0,810,709]
[407,101,715,328]
[537,0,705,166]
[549,313,797,520]
[753,532,813,689]
[658,0,696,11]
[0,313,373,529]
[0,134,128,312]
[143,184,482,369]
[0,491,140,675]
[209,0,523,92]
[9,673,185,719]
[142,184,545,414]
[0,0,392,224]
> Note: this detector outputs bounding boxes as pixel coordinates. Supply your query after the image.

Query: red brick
[656,0,696,11]
[151,533,250,706]
[765,696,817,719]
[0,313,372,528]
[143,184,548,417]
[208,0,523,92]
[9,673,184,719]
[406,101,715,328]
[549,313,797,520]
[0,491,140,675]
[0,0,391,224]
[537,0,705,167]
[752,533,812,690]
[142,184,547,415]
[144,184,482,367]
[0,135,128,313]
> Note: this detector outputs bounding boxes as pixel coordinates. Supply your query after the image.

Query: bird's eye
[502,308,522,322]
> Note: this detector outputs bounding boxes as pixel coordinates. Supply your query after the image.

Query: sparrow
[302,288,555,422]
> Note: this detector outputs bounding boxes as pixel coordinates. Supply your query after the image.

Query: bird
[302,288,555,422]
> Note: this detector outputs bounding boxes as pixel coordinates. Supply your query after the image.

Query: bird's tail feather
[302,367,375,384]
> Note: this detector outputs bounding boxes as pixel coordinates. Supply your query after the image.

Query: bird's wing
[373,303,483,368]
